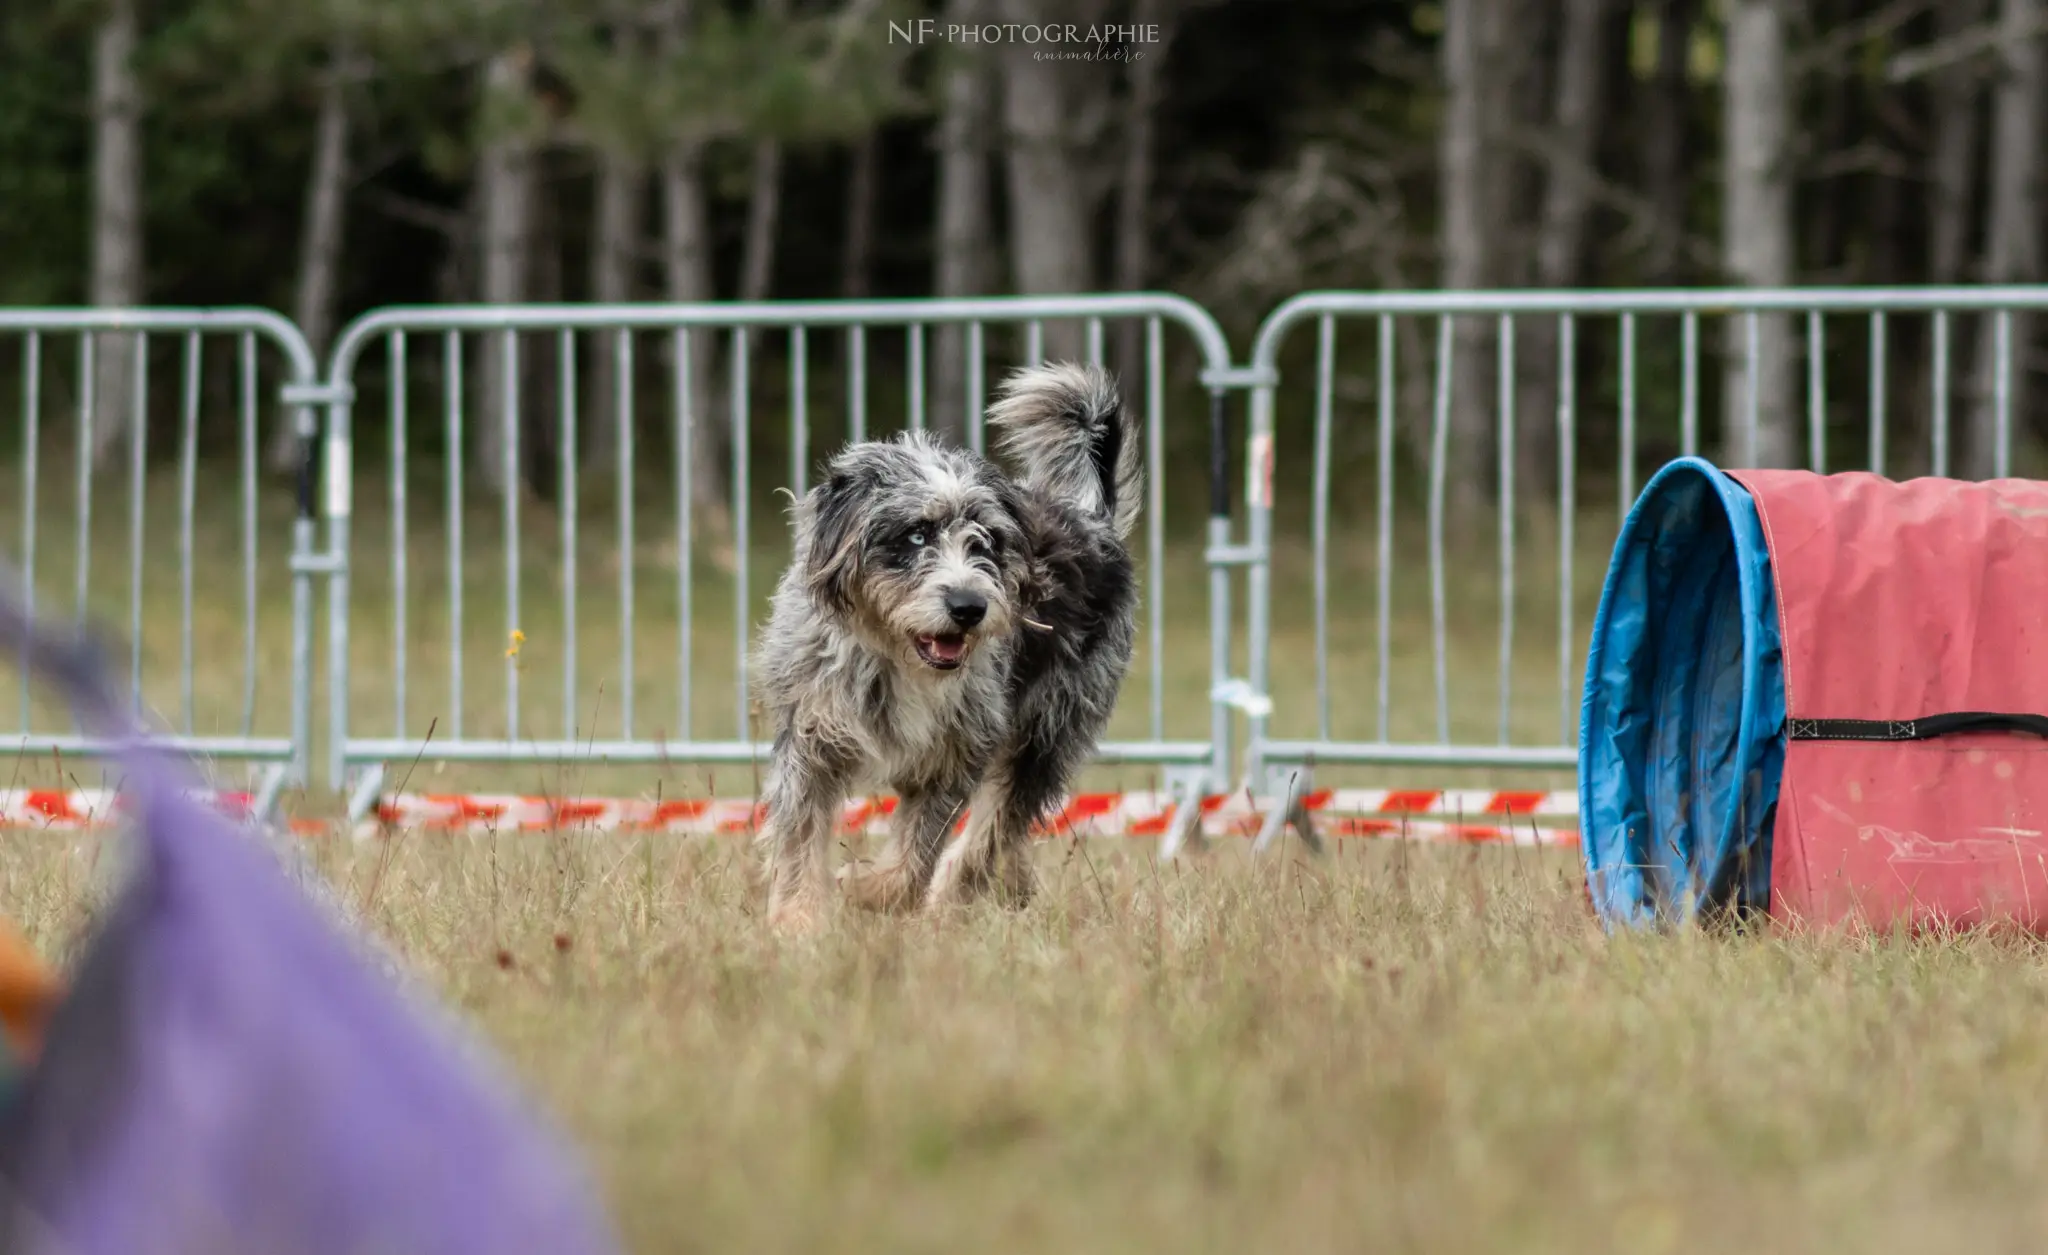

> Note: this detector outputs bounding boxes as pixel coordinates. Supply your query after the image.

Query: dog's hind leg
[757,741,849,935]
[841,781,970,914]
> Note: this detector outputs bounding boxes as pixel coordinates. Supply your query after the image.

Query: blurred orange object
[0,917,60,1062]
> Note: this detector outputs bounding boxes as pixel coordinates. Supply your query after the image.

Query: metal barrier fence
[1236,287,2048,851]
[5,287,2046,843]
[0,309,323,812]
[315,296,1244,849]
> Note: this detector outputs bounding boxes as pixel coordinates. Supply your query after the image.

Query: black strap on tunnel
[1787,712,2048,741]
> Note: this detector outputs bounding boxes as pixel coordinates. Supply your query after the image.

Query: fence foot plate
[1156,767,1209,861]
[1252,768,1322,857]
[344,764,386,827]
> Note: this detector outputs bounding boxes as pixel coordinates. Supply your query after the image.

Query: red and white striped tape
[0,787,1579,847]
[0,788,335,835]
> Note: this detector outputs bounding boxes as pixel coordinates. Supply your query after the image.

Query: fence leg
[250,762,290,825]
[1252,767,1321,857]
[344,762,385,826]
[1157,765,1208,860]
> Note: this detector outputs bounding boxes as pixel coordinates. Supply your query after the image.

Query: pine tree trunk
[1438,0,1504,515]
[998,0,1093,362]
[1516,0,1608,506]
[726,133,779,557]
[1643,0,1695,282]
[1929,0,1985,285]
[1113,0,1172,396]
[1921,0,1984,474]
[738,0,786,307]
[1720,0,1797,470]
[661,140,729,549]
[739,140,782,305]
[526,158,562,499]
[1967,0,2043,479]
[931,0,993,444]
[840,133,877,300]
[270,47,353,475]
[587,149,644,472]
[476,48,538,499]
[90,0,144,469]
[728,0,785,536]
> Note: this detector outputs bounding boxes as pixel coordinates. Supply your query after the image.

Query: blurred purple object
[0,585,623,1255]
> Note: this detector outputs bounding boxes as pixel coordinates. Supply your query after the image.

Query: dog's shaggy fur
[753,362,1142,931]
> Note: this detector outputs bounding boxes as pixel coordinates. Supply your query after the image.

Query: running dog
[753,362,1141,933]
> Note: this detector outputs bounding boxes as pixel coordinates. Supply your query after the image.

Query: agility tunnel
[1580,456,2048,932]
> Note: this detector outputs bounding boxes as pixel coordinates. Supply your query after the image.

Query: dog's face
[800,436,1031,674]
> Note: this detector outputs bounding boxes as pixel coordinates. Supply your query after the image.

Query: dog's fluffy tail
[986,362,1142,541]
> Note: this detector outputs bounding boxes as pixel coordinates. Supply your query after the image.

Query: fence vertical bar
[1375,314,1395,742]
[558,330,579,743]
[1744,312,1762,467]
[1429,315,1452,743]
[1558,313,1577,746]
[1618,314,1637,515]
[732,328,750,742]
[1932,311,1952,478]
[1145,316,1165,744]
[675,328,694,741]
[178,331,201,733]
[1245,366,1275,788]
[444,331,464,740]
[1818,311,1835,472]
[617,329,635,739]
[1497,313,1515,745]
[1206,385,1231,791]
[966,322,986,455]
[1026,321,1044,366]
[1680,311,1699,456]
[502,329,520,741]
[1995,310,2013,478]
[1867,312,1886,476]
[790,326,809,498]
[128,331,147,717]
[907,324,925,434]
[1086,318,1104,366]
[391,331,409,737]
[846,325,867,444]
[19,333,39,731]
[238,335,258,736]
[76,334,93,626]
[322,358,354,793]
[1311,314,1334,742]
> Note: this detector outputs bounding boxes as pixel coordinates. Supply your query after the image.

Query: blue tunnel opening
[1578,458,1788,927]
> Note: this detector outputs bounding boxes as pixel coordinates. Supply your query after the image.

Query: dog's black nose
[944,589,987,629]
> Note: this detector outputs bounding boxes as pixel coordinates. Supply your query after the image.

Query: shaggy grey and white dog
[753,362,1141,932]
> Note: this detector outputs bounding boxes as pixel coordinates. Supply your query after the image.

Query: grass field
[15,831,2048,1253]
[9,461,2048,1251]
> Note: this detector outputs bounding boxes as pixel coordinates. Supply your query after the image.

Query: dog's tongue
[921,634,966,662]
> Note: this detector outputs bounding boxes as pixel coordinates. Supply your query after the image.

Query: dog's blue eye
[909,529,927,547]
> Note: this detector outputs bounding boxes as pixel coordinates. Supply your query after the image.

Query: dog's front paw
[767,889,830,938]
[767,901,827,938]
[838,860,920,914]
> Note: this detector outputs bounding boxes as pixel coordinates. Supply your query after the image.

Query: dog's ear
[804,467,869,613]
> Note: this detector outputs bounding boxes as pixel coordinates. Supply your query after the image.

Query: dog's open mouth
[914,632,969,670]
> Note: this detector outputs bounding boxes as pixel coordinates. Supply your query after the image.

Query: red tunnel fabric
[1730,471,2048,932]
